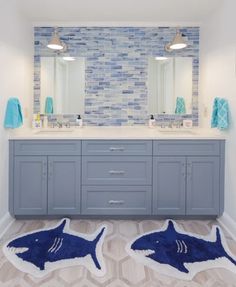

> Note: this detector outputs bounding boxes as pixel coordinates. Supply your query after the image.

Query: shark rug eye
[126,220,236,281]
[3,219,107,278]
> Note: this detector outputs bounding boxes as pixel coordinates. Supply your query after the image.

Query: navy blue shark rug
[3,219,107,278]
[126,220,236,280]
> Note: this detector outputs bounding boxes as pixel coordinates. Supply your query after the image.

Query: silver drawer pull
[109,200,125,205]
[109,170,125,175]
[109,147,125,151]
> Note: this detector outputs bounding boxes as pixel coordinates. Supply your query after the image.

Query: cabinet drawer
[82,156,152,185]
[82,140,152,156]
[13,140,81,155]
[153,140,221,156]
[82,186,152,215]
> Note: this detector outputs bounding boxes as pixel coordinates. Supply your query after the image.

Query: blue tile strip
[34,27,199,126]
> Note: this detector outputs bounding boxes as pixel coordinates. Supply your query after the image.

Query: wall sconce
[47,28,67,51]
[165,30,187,52]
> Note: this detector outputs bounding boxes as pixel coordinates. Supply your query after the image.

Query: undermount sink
[157,128,196,135]
[35,128,75,134]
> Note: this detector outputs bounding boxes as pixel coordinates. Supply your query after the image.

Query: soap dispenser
[149,114,155,128]
[76,115,83,128]
[32,113,42,129]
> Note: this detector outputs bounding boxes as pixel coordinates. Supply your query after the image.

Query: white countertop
[8,126,226,140]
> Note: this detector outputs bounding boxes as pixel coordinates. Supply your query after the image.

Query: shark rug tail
[90,226,106,270]
[215,227,236,266]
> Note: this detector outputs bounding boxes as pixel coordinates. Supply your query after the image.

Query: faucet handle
[174,120,182,128]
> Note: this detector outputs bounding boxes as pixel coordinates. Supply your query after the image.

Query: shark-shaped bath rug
[3,219,107,278]
[126,220,236,280]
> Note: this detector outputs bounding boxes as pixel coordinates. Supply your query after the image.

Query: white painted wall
[200,0,236,221]
[0,0,33,225]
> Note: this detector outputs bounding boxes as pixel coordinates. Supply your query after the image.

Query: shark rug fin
[54,219,68,233]
[166,220,176,233]
[90,226,106,270]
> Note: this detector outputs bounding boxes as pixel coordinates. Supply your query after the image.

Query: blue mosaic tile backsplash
[34,27,199,126]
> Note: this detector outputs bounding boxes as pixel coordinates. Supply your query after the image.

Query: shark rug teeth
[3,219,107,278]
[126,220,236,281]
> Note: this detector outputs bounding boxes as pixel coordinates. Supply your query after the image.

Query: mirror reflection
[148,57,192,115]
[40,57,85,114]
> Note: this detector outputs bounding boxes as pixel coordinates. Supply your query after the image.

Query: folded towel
[4,98,23,129]
[175,97,186,114]
[211,98,219,128]
[44,97,54,114]
[211,97,229,130]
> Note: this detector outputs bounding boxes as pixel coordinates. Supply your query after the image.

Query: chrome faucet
[168,122,173,128]
[56,121,63,128]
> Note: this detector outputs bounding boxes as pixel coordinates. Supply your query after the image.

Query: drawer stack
[81,140,152,215]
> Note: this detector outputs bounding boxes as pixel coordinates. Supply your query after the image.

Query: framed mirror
[148,57,193,115]
[40,56,85,115]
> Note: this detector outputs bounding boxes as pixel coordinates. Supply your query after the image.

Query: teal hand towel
[4,98,23,129]
[175,97,186,114]
[211,98,219,128]
[211,98,229,130]
[44,97,54,114]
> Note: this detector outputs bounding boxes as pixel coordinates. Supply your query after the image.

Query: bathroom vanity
[9,128,225,218]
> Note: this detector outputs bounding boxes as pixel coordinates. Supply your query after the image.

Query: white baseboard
[0,212,15,239]
[217,212,236,241]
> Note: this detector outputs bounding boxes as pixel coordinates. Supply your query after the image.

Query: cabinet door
[14,156,47,215]
[186,157,220,215]
[153,157,186,215]
[48,156,81,214]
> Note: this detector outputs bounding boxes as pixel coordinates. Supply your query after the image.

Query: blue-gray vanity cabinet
[13,156,47,215]
[153,157,186,215]
[48,156,81,215]
[10,139,225,217]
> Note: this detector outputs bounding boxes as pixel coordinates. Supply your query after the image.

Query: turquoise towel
[44,97,54,114]
[211,98,229,130]
[4,98,23,129]
[211,98,219,128]
[175,97,186,114]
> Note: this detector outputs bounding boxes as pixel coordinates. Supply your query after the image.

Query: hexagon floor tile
[0,219,236,286]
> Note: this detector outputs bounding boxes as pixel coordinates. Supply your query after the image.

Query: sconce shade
[169,32,187,50]
[47,31,64,50]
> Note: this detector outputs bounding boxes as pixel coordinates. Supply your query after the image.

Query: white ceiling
[18,0,222,25]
